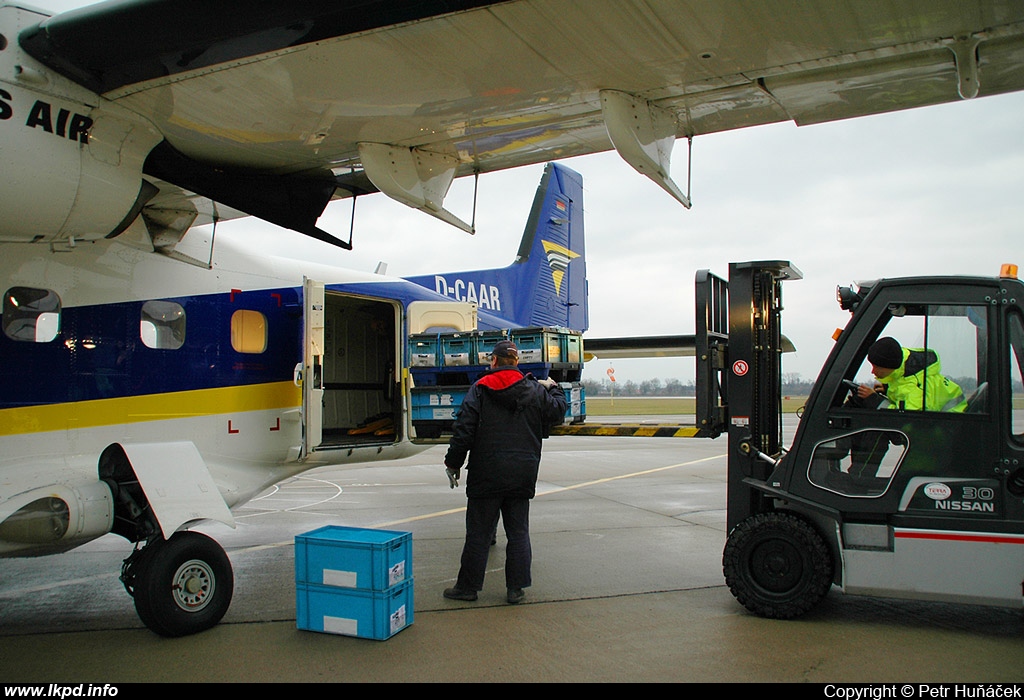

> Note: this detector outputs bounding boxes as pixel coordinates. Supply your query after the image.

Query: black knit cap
[492,340,518,359]
[868,337,903,369]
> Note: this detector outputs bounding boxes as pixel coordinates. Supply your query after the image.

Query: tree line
[579,373,1011,397]
[581,375,815,397]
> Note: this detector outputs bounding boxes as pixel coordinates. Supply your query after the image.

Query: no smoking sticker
[732,360,749,376]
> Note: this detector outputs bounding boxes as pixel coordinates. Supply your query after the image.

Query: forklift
[695,260,1024,618]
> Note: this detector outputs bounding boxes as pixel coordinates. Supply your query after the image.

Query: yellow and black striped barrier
[550,423,705,438]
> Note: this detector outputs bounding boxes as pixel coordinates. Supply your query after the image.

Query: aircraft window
[140,301,185,350]
[808,429,908,497]
[1010,312,1024,439]
[843,304,985,413]
[231,310,267,354]
[3,287,61,342]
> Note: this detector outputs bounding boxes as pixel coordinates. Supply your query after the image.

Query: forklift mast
[694,261,802,532]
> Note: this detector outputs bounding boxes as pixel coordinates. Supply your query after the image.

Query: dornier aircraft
[1,0,1024,637]
[1,156,588,637]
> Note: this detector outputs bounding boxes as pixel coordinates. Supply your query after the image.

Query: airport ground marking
[3,454,726,595]
[376,453,726,529]
[235,453,727,548]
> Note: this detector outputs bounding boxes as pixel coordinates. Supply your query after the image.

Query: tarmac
[2,422,1023,683]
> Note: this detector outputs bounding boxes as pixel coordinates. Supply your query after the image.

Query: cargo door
[302,277,325,457]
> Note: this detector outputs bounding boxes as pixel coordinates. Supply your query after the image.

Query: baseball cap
[492,340,518,358]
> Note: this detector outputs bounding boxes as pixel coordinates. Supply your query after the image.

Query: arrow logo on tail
[541,240,579,295]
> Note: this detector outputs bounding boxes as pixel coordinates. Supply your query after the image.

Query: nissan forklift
[697,260,1024,618]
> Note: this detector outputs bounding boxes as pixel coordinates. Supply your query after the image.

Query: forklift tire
[723,512,833,619]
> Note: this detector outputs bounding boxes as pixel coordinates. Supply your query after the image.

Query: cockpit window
[3,287,61,342]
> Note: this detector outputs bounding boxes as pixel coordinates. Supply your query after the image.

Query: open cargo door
[302,277,325,458]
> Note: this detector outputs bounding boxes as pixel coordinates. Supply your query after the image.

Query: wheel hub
[751,540,802,593]
[171,559,215,612]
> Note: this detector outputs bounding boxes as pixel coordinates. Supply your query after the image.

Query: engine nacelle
[0,86,161,244]
[0,6,161,244]
[0,481,114,556]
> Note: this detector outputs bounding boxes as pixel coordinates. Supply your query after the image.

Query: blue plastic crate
[475,329,509,364]
[295,525,412,590]
[560,382,586,422]
[441,334,474,366]
[410,387,466,421]
[408,333,440,367]
[563,332,582,363]
[297,579,414,639]
[510,327,563,363]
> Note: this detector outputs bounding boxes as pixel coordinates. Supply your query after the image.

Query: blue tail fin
[404,162,588,331]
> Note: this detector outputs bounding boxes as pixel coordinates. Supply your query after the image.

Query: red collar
[478,369,524,390]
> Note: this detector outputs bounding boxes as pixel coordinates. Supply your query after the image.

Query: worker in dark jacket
[442,339,567,605]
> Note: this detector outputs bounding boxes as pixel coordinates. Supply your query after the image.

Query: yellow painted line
[0,382,300,436]
[529,453,724,499]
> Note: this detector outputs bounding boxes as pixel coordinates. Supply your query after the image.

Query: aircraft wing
[17,0,1024,245]
[583,333,795,360]
[584,335,697,361]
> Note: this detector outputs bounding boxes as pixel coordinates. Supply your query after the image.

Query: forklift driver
[834,337,967,485]
[852,336,967,413]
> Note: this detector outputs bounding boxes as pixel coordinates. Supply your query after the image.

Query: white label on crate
[388,561,406,587]
[390,606,407,635]
[432,408,455,420]
[323,568,358,588]
[324,615,358,636]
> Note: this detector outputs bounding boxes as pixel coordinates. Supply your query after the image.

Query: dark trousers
[456,496,532,591]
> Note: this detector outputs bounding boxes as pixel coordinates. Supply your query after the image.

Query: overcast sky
[36,1,1024,386]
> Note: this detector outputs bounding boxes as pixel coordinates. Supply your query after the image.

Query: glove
[445,467,460,489]
[537,377,557,389]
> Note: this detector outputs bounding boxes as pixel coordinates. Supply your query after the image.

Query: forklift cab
[794,280,999,505]
[723,265,1024,618]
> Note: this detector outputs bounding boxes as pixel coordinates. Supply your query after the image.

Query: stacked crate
[409,327,586,439]
[295,525,414,640]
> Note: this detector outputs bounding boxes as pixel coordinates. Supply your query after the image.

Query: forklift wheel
[723,512,833,619]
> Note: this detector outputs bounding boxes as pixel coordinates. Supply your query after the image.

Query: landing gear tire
[722,511,832,619]
[129,531,234,637]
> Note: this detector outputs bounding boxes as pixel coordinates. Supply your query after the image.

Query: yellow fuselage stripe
[0,382,301,436]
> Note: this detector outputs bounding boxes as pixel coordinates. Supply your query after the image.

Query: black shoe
[443,587,477,601]
[507,588,525,604]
